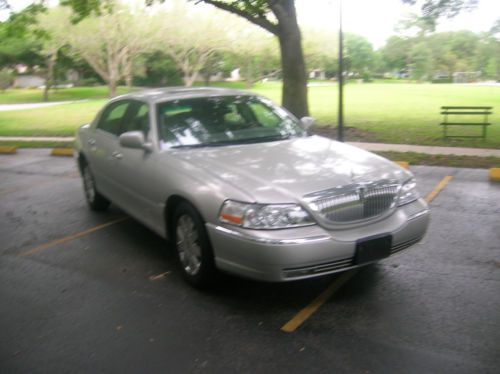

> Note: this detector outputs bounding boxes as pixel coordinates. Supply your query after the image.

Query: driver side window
[122,102,150,137]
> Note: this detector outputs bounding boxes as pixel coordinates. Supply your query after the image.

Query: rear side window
[97,101,130,136]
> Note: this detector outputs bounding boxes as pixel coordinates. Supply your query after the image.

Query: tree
[344,33,374,77]
[60,3,151,97]
[0,68,13,91]
[410,42,432,81]
[149,3,227,87]
[302,27,337,77]
[402,0,478,29]
[0,4,45,68]
[197,0,308,117]
[380,36,412,74]
[227,25,280,88]
[34,7,71,101]
[63,0,310,117]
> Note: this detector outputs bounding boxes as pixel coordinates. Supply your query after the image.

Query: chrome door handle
[111,151,123,160]
[88,138,96,146]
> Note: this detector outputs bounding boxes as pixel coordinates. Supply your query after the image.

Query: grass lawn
[0,100,105,136]
[0,83,499,149]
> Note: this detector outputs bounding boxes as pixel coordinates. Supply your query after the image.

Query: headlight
[219,200,315,229]
[397,178,419,206]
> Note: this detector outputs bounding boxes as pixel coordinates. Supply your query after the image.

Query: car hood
[168,135,411,203]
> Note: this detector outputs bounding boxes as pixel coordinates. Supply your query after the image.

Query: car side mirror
[300,116,315,130]
[119,131,153,152]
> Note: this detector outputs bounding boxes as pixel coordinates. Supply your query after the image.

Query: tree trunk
[183,73,197,87]
[109,79,117,98]
[124,58,133,88]
[43,53,57,102]
[203,72,211,86]
[275,2,309,118]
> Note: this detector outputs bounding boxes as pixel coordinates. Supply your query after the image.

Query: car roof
[112,87,254,105]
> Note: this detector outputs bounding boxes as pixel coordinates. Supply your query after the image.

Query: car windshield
[156,95,306,149]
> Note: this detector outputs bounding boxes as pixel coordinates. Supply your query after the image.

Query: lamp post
[337,0,344,142]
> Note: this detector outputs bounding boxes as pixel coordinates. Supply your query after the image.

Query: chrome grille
[304,180,400,224]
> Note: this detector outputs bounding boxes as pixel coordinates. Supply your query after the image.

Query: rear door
[86,100,131,200]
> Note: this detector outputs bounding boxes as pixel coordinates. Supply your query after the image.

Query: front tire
[173,202,216,288]
[81,163,110,211]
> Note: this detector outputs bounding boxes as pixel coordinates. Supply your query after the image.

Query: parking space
[1,150,499,373]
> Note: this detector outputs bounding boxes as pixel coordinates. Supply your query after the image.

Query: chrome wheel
[176,214,202,276]
[83,166,96,203]
[80,161,110,211]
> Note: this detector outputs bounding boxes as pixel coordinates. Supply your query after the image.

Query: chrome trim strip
[208,224,331,245]
[407,209,430,221]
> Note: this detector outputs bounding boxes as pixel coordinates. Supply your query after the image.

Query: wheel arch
[77,152,87,173]
[164,195,208,241]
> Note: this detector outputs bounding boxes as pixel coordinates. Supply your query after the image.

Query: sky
[1,0,499,49]
[296,0,500,48]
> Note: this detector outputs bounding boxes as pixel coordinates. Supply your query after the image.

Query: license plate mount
[354,235,392,265]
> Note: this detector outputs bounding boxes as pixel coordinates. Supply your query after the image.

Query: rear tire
[81,163,110,211]
[173,202,216,288]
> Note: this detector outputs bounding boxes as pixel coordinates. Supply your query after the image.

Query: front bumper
[206,198,430,282]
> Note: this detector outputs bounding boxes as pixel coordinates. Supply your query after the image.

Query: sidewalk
[347,142,500,158]
[0,100,87,112]
[0,136,499,157]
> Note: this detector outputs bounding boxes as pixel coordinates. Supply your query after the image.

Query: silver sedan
[75,87,430,287]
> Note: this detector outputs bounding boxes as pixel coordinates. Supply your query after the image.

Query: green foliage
[402,0,478,29]
[0,4,46,67]
[344,33,374,75]
[380,36,411,73]
[133,52,182,87]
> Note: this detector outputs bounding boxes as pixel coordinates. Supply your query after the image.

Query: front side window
[156,96,306,149]
[122,102,150,137]
[97,101,130,136]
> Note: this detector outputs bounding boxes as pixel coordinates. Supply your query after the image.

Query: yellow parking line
[19,217,128,257]
[425,176,453,203]
[281,175,454,333]
[281,270,358,333]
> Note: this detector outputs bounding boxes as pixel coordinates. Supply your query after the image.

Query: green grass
[0,83,499,148]
[0,100,105,136]
[0,140,73,148]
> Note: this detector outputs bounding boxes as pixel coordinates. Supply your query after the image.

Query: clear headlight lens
[397,178,419,206]
[219,200,315,229]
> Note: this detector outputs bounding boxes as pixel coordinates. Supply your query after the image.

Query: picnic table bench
[440,106,492,139]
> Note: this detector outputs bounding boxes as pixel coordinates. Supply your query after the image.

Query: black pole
[337,0,344,142]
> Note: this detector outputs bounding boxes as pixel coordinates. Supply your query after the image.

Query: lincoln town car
[75,88,430,287]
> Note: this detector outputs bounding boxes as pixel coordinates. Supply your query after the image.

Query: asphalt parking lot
[1,149,499,373]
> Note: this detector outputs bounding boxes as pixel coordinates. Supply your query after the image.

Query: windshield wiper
[235,134,292,144]
[169,134,292,149]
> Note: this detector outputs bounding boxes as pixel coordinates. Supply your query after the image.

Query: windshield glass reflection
[157,96,306,149]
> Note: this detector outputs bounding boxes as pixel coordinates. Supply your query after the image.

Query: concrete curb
[395,161,410,170]
[50,148,74,157]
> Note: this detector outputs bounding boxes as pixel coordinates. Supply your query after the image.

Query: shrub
[0,69,14,92]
